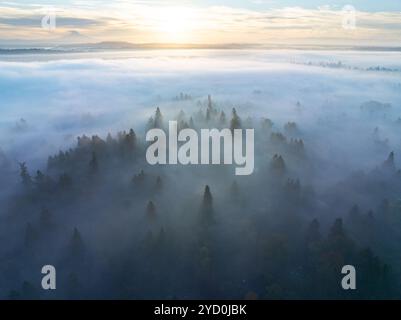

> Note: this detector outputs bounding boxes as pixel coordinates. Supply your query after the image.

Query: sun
[154,7,197,43]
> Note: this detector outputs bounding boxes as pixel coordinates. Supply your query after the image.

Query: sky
[0,1,401,46]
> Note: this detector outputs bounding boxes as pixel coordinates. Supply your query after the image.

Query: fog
[0,49,401,299]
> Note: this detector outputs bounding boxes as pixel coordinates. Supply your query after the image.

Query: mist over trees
[0,92,401,300]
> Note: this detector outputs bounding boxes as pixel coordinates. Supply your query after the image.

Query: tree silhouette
[382,151,395,171]
[154,107,163,128]
[89,152,99,175]
[155,176,163,192]
[219,111,226,125]
[200,185,214,226]
[59,173,72,189]
[19,162,32,186]
[270,154,286,176]
[230,108,241,131]
[146,201,157,221]
[69,227,85,259]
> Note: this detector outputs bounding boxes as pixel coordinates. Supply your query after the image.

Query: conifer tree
[207,95,212,111]
[230,108,241,131]
[270,154,286,176]
[146,201,157,221]
[206,108,211,122]
[219,111,226,125]
[382,151,395,171]
[329,218,345,239]
[19,162,32,186]
[229,180,239,199]
[261,118,273,130]
[34,170,45,185]
[155,176,163,192]
[348,204,360,222]
[106,133,114,145]
[200,185,214,225]
[59,173,72,189]
[189,117,195,128]
[89,151,99,175]
[147,116,154,130]
[177,110,186,122]
[122,129,137,159]
[154,107,163,128]
[69,227,85,258]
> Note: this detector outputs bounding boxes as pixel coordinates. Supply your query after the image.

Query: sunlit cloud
[0,2,400,46]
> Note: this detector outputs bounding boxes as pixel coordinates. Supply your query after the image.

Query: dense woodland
[0,95,401,299]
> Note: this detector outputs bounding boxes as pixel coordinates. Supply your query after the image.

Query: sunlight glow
[153,7,199,43]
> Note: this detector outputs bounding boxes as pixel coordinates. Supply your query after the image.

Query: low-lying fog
[0,49,400,299]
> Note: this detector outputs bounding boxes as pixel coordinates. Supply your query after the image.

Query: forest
[0,93,400,300]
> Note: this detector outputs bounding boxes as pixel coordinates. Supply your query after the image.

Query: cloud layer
[0,2,401,45]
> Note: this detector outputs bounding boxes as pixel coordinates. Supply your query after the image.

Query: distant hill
[1,41,401,54]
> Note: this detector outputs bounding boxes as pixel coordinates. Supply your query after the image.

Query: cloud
[0,3,401,45]
[0,16,103,27]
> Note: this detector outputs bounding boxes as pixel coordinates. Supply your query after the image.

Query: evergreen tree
[284,121,298,135]
[348,204,360,222]
[200,185,214,225]
[146,201,157,221]
[154,107,163,128]
[261,118,273,130]
[106,133,114,145]
[19,162,32,186]
[177,110,186,122]
[207,95,212,111]
[189,117,195,128]
[219,111,226,125]
[59,173,72,189]
[132,169,146,185]
[89,152,99,175]
[147,116,154,130]
[206,108,211,122]
[69,227,85,259]
[230,108,241,131]
[329,218,345,239]
[229,180,239,199]
[122,129,136,159]
[270,154,286,176]
[34,170,45,186]
[382,151,395,171]
[155,176,163,192]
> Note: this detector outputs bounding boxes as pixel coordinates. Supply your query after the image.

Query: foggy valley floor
[0,49,401,299]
